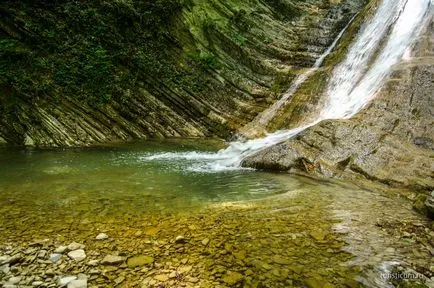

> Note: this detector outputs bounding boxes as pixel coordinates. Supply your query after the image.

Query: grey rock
[1,264,10,274]
[101,255,124,265]
[88,269,100,275]
[37,250,47,258]
[49,253,62,263]
[8,276,21,284]
[54,246,67,254]
[0,255,20,265]
[32,281,44,287]
[86,260,99,266]
[77,274,88,280]
[0,255,9,264]
[95,233,109,240]
[58,276,77,287]
[67,250,86,262]
[67,279,87,288]
[243,52,434,195]
[67,242,85,251]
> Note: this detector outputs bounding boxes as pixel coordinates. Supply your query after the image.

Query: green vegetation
[0,0,311,110]
[0,0,185,105]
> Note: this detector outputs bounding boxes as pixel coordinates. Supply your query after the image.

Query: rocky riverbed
[1,176,433,288]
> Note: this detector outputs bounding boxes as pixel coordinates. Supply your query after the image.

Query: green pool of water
[0,140,432,287]
[0,140,294,214]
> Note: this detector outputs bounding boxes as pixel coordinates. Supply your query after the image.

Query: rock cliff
[242,19,434,194]
[0,0,365,146]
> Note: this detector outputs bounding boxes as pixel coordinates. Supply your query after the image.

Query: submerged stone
[222,271,244,285]
[95,233,109,240]
[58,276,77,287]
[67,242,85,251]
[7,277,21,284]
[272,255,291,265]
[127,255,154,267]
[55,246,67,254]
[67,250,86,262]
[67,279,87,288]
[310,230,327,242]
[49,253,62,263]
[101,255,124,265]
[175,235,187,244]
[154,274,169,282]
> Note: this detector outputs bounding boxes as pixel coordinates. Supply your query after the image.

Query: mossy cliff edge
[0,0,365,146]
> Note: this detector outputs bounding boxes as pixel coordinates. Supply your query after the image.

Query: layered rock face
[0,0,365,146]
[243,19,434,192]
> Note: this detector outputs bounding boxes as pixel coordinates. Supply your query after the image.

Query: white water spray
[143,0,432,172]
[239,14,357,136]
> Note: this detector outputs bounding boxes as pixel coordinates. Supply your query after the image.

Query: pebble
[127,255,154,267]
[67,242,85,251]
[58,276,77,287]
[201,238,210,246]
[1,264,10,274]
[8,276,21,284]
[55,246,67,254]
[175,236,187,244]
[89,269,100,275]
[186,276,199,283]
[114,276,125,285]
[0,255,10,264]
[67,250,86,262]
[178,265,192,274]
[87,260,99,266]
[95,233,109,240]
[32,281,44,286]
[273,255,291,265]
[37,250,47,258]
[101,255,124,265]
[67,279,87,288]
[154,274,169,282]
[45,269,55,276]
[222,271,243,285]
[49,253,62,263]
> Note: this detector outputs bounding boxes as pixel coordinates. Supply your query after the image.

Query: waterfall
[142,0,432,172]
[238,14,357,138]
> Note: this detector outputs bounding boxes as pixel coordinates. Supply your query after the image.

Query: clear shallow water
[0,140,293,215]
[0,140,432,287]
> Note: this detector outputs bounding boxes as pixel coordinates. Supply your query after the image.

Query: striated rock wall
[0,0,365,146]
[242,19,434,193]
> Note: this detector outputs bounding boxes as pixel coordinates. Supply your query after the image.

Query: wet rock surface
[242,20,434,198]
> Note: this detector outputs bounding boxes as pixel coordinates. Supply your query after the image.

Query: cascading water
[238,14,357,138]
[142,0,432,172]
